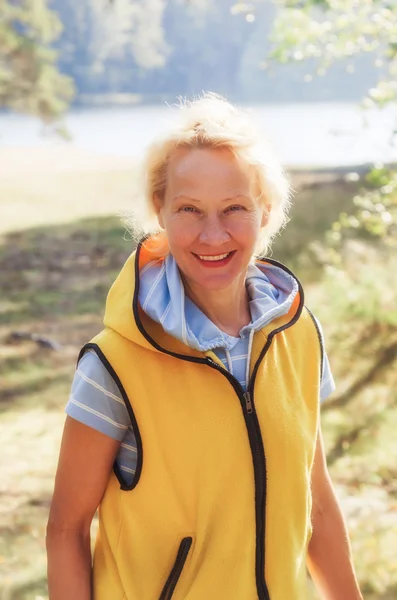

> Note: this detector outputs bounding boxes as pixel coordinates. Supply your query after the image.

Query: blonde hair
[129,93,292,257]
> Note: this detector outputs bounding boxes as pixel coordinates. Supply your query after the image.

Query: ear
[153,194,165,229]
[260,203,272,228]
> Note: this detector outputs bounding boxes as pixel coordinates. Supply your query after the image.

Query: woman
[46,94,363,600]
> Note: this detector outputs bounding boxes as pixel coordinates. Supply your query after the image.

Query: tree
[270,0,397,256]
[0,0,169,120]
[271,0,396,108]
[0,0,75,121]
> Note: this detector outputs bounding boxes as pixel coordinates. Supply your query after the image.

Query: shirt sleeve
[313,316,336,403]
[65,349,131,440]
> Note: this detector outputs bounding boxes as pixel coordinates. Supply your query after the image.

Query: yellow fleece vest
[85,241,321,600]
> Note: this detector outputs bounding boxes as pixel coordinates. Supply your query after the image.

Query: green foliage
[25,0,374,103]
[271,0,397,107]
[328,168,397,249]
[322,254,397,327]
[271,0,397,258]
[0,0,75,120]
[0,0,386,111]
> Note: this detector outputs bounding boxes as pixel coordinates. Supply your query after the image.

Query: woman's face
[155,147,268,292]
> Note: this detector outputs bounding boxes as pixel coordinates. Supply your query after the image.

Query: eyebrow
[172,195,251,203]
[172,195,201,203]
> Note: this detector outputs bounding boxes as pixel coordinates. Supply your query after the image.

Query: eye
[178,205,199,213]
[225,204,245,213]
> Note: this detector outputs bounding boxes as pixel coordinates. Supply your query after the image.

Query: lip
[192,250,236,268]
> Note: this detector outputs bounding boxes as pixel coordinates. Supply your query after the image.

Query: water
[0,102,396,168]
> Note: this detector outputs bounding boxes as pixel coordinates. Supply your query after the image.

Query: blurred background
[0,1,396,598]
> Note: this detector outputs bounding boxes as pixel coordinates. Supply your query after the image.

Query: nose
[198,215,230,246]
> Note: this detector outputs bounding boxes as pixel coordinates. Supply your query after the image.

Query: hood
[139,253,299,353]
[103,237,303,357]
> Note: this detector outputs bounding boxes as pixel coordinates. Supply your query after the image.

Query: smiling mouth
[193,251,235,263]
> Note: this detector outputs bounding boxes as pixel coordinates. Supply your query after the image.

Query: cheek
[164,216,199,249]
[228,216,262,245]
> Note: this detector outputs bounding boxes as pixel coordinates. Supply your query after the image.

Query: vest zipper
[159,536,193,600]
[245,385,269,600]
[206,357,271,600]
[244,390,253,413]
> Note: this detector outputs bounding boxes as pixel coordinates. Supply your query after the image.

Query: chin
[188,270,243,293]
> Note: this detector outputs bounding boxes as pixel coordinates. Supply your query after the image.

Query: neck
[183,274,251,338]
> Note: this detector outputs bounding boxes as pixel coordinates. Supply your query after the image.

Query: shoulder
[66,349,130,440]
[301,307,326,352]
[77,349,120,392]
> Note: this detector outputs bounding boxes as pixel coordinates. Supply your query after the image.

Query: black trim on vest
[130,239,306,600]
[305,306,325,382]
[159,536,193,600]
[77,343,144,491]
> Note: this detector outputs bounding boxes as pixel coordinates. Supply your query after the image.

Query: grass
[0,155,135,599]
[0,219,131,599]
[0,152,396,598]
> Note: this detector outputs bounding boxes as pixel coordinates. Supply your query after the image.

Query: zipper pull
[244,391,253,414]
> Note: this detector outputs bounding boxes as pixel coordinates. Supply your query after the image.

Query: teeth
[198,252,231,261]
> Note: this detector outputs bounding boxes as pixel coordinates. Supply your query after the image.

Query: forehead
[166,147,253,197]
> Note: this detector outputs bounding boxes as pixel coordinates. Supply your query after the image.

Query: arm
[307,423,363,600]
[46,416,121,600]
